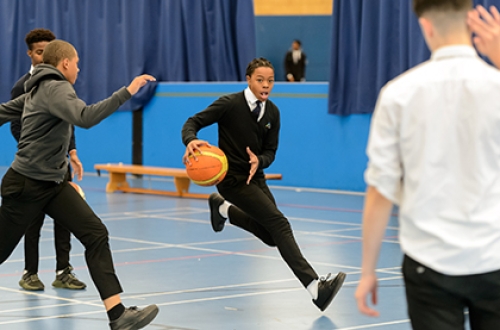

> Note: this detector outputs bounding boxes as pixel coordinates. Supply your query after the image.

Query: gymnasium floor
[0,168,412,330]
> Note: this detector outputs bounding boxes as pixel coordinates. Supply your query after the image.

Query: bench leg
[106,172,130,192]
[174,177,191,196]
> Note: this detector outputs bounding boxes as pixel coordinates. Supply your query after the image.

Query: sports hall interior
[0,0,481,329]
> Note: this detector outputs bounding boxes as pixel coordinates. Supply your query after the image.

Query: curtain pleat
[327,0,499,116]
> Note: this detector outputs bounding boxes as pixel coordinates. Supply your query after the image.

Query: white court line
[0,285,102,308]
[99,211,373,239]
[287,216,400,232]
[95,215,143,222]
[99,207,367,228]
[268,184,366,196]
[109,208,208,218]
[0,309,105,326]
[2,237,366,273]
[109,212,400,245]
[298,228,364,235]
[107,235,368,270]
[103,209,400,246]
[2,234,278,265]
[297,231,399,244]
[97,207,197,218]
[148,277,403,308]
[106,236,401,275]
[0,274,403,326]
[3,230,400,279]
[336,319,410,330]
[0,277,403,325]
[123,274,402,301]
[288,216,364,226]
[0,236,267,265]
[3,229,400,274]
[0,302,81,314]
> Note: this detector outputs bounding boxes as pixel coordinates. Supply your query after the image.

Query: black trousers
[24,168,73,274]
[24,212,71,274]
[0,168,122,300]
[403,255,500,330]
[217,174,318,287]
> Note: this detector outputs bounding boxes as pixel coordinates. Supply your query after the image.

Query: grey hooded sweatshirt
[0,64,131,182]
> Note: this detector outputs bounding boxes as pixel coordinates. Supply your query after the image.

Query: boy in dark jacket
[11,28,86,292]
[182,57,345,312]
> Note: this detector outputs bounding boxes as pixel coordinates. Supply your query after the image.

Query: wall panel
[254,0,332,15]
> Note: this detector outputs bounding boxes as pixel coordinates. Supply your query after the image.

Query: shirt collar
[29,65,35,75]
[244,87,265,107]
[244,87,258,104]
[431,45,478,61]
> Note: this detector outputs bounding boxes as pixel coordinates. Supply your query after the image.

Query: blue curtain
[0,0,256,111]
[328,0,500,116]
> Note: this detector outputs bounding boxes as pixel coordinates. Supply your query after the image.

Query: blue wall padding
[0,83,371,192]
[143,82,371,191]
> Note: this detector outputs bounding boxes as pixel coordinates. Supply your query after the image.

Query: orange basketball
[185,145,228,186]
[69,182,86,200]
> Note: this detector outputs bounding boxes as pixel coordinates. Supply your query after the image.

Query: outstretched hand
[183,139,210,165]
[468,5,500,68]
[127,74,156,96]
[246,146,259,185]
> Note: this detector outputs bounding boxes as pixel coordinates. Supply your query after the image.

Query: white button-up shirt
[244,87,265,122]
[365,45,500,275]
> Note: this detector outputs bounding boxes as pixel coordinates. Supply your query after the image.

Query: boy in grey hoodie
[0,40,158,330]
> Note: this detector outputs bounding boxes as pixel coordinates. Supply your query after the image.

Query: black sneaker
[109,305,159,330]
[52,266,87,290]
[19,272,45,291]
[209,193,227,232]
[313,272,346,311]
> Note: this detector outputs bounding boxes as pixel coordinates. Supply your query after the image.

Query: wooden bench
[94,163,282,199]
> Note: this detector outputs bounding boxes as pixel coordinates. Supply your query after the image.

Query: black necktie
[252,101,261,121]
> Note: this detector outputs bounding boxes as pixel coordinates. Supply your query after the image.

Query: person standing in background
[284,39,307,82]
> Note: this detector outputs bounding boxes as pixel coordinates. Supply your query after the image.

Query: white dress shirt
[292,49,302,64]
[365,45,500,275]
[244,87,265,122]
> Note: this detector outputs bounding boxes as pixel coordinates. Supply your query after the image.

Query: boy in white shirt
[356,1,500,329]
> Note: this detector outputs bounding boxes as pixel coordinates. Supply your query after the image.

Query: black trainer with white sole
[109,304,159,330]
[313,272,346,311]
[209,193,227,232]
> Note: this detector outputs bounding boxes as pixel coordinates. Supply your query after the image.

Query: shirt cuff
[364,168,402,205]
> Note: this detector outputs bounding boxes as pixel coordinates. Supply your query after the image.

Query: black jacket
[284,50,306,81]
[182,91,280,178]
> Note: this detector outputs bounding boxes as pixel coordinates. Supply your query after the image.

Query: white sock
[218,201,231,219]
[307,279,319,300]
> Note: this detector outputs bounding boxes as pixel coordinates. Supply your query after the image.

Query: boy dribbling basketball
[182,57,346,312]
